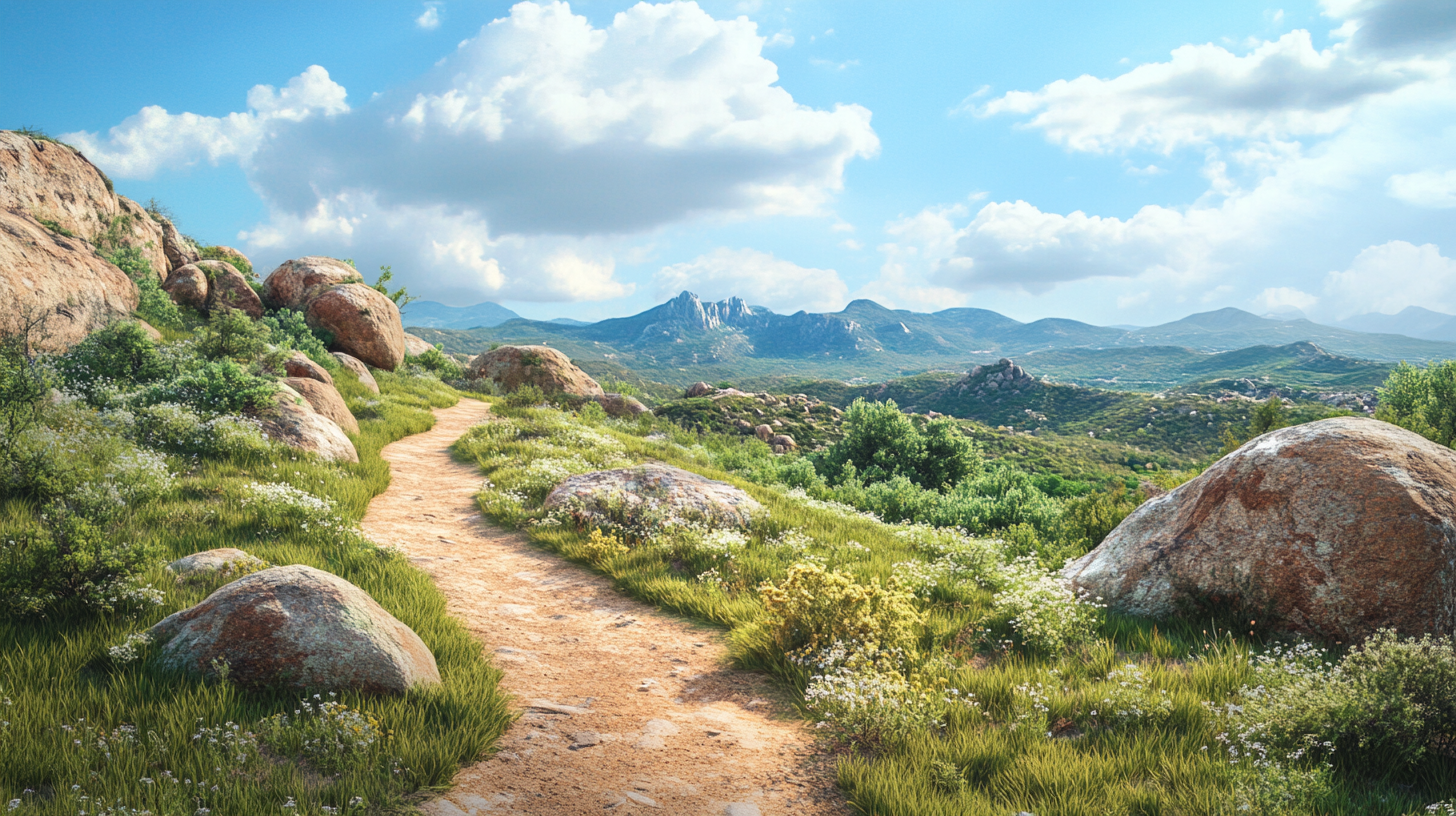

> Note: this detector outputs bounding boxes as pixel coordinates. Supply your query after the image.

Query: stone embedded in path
[544,464,762,528]
[148,564,441,694]
[167,548,265,581]
[1064,416,1456,641]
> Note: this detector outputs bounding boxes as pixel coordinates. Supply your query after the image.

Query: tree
[816,399,981,491]
[1376,360,1456,446]
[372,265,417,308]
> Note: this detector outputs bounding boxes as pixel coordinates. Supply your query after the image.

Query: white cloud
[766,30,794,47]
[653,247,847,312]
[416,4,441,30]
[979,29,1430,154]
[1254,285,1320,312]
[839,238,863,250]
[1388,168,1456,207]
[1323,240,1456,316]
[62,66,348,178]
[72,1,877,305]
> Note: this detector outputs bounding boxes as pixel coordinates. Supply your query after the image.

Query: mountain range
[408,291,1455,388]
[1334,306,1456,343]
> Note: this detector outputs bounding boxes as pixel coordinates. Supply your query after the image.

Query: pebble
[723,805,762,816]
[624,792,660,808]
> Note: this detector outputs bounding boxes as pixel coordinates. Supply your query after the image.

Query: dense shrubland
[0,314,509,815]
[453,385,1456,815]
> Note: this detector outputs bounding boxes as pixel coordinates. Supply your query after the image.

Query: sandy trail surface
[361,399,850,816]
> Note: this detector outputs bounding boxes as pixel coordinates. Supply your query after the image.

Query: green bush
[198,308,271,363]
[817,399,980,491]
[138,359,277,416]
[53,321,166,402]
[133,402,270,458]
[198,245,253,280]
[758,560,921,660]
[260,308,335,369]
[0,505,162,616]
[408,346,463,380]
[503,383,546,408]
[105,246,184,330]
[1376,360,1456,446]
[0,334,49,453]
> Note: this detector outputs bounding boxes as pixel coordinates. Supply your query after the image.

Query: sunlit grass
[0,371,512,815]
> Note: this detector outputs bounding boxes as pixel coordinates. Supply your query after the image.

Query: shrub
[198,308,271,362]
[580,528,629,564]
[259,695,390,775]
[409,346,463,380]
[134,403,270,458]
[105,246,183,329]
[53,320,166,400]
[0,334,49,455]
[758,561,921,661]
[199,245,253,279]
[0,505,163,616]
[799,643,977,751]
[991,558,1103,653]
[261,309,335,369]
[816,400,981,490]
[1376,360,1456,447]
[504,384,546,408]
[138,359,277,416]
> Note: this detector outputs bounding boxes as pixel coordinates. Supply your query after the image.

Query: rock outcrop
[147,565,441,694]
[332,352,380,394]
[403,332,435,357]
[467,345,604,396]
[167,548,266,582]
[260,384,359,463]
[283,376,359,435]
[262,256,364,312]
[0,210,137,352]
[202,246,251,277]
[160,218,198,273]
[1063,417,1456,641]
[589,393,651,418]
[545,464,761,528]
[284,351,334,386]
[161,263,208,312]
[201,260,263,319]
[306,284,406,370]
[685,381,715,398]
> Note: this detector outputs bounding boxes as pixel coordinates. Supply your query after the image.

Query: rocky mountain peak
[661,291,756,331]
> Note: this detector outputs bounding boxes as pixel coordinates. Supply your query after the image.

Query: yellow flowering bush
[580,528,629,564]
[759,561,922,661]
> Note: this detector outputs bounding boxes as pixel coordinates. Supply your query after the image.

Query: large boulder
[545,464,761,528]
[160,217,199,274]
[147,565,441,694]
[306,284,406,371]
[284,376,359,434]
[259,385,359,463]
[467,345,604,396]
[332,352,380,394]
[201,260,263,319]
[284,351,334,387]
[1063,417,1456,641]
[202,246,251,278]
[589,393,651,418]
[262,256,363,312]
[162,263,209,312]
[114,196,168,282]
[0,210,137,352]
[402,332,435,357]
[685,381,715,398]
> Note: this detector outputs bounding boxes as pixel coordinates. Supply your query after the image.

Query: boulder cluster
[949,358,1037,400]
[660,382,844,451]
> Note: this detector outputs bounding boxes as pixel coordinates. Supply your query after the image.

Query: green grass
[451,403,1456,816]
[0,371,512,815]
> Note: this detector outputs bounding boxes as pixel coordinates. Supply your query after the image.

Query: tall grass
[0,371,512,815]
[453,403,1456,816]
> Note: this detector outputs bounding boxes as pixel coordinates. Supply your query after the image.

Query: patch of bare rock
[147,564,441,694]
[1065,416,1456,641]
[545,463,762,528]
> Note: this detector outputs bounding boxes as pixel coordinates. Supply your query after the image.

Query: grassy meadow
[452,396,1456,816]
[0,325,512,814]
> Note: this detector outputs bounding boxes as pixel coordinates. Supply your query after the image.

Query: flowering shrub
[580,528,629,564]
[1088,664,1173,730]
[991,557,1103,653]
[260,694,392,775]
[759,562,921,661]
[106,632,153,664]
[133,402,270,459]
[0,507,162,616]
[240,481,343,533]
[797,643,978,750]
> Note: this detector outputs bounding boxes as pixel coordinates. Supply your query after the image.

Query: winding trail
[361,399,850,816]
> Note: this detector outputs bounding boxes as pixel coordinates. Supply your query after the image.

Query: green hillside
[1016,341,1393,391]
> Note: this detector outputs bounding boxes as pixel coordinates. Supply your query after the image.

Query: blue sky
[5,0,1454,325]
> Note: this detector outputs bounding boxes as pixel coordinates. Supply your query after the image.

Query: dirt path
[361,399,851,816]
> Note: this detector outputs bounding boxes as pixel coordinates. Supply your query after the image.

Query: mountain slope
[1336,307,1456,343]
[401,300,522,329]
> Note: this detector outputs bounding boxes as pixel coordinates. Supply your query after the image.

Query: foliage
[259,694,390,775]
[759,561,922,661]
[371,265,416,308]
[991,558,1104,653]
[1376,360,1456,446]
[0,506,162,616]
[105,246,184,330]
[198,245,253,280]
[137,359,277,416]
[1220,397,1291,455]
[817,399,980,490]
[503,383,546,408]
[408,346,463,380]
[260,308,336,369]
[197,307,271,363]
[52,321,166,398]
[0,335,50,455]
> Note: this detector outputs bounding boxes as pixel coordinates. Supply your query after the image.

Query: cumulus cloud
[416,4,441,29]
[653,247,847,312]
[1254,286,1320,313]
[1324,0,1456,55]
[1323,240,1456,316]
[979,29,1426,153]
[66,1,878,304]
[62,66,348,177]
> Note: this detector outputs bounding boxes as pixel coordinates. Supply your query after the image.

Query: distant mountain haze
[400,301,523,329]
[409,291,1456,387]
[1335,307,1456,344]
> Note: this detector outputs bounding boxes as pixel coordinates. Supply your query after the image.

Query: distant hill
[408,291,1456,387]
[400,300,522,329]
[1015,341,1393,391]
[1336,307,1456,343]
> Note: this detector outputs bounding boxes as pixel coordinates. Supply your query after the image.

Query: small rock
[402,332,436,357]
[467,344,603,396]
[260,385,358,463]
[331,352,380,394]
[283,351,334,386]
[570,731,602,748]
[283,377,359,434]
[754,424,773,441]
[624,792,660,808]
[544,464,762,528]
[167,548,265,581]
[723,805,762,816]
[202,260,263,319]
[161,263,209,312]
